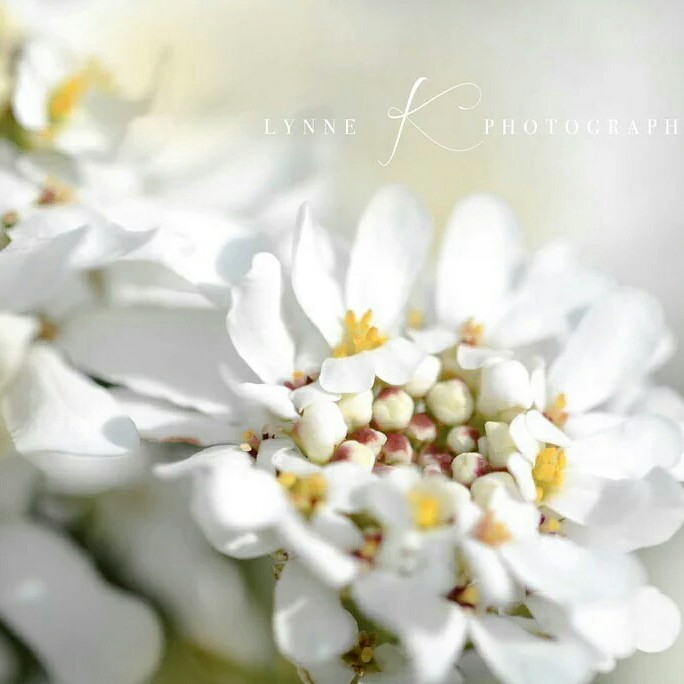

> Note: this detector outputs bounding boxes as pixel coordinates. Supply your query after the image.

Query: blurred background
[6,0,684,681]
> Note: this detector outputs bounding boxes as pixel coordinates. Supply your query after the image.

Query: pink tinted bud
[406,413,438,443]
[451,452,491,486]
[381,433,414,465]
[446,425,480,455]
[334,440,376,471]
[372,387,414,431]
[418,444,453,476]
[348,427,387,456]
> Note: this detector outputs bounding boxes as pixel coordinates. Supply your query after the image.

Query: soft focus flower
[160,189,684,683]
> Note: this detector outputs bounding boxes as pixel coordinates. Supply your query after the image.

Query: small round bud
[337,390,373,431]
[418,445,453,476]
[406,413,438,443]
[446,425,480,455]
[451,452,490,486]
[334,440,376,471]
[296,401,348,464]
[372,388,414,431]
[477,360,533,417]
[348,427,387,456]
[381,433,414,465]
[403,355,442,398]
[470,472,518,508]
[426,379,474,425]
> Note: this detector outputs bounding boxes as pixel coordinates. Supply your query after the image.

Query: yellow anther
[277,472,298,489]
[47,62,110,125]
[406,308,424,329]
[544,393,568,427]
[360,647,373,664]
[458,585,480,607]
[332,309,387,358]
[532,447,566,502]
[460,317,485,346]
[242,430,256,442]
[407,491,442,530]
[475,511,512,547]
[278,472,327,517]
[540,517,562,534]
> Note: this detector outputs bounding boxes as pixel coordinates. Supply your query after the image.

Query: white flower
[0,520,162,684]
[410,194,610,357]
[291,186,431,393]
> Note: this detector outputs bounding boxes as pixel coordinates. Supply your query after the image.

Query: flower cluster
[162,190,684,683]
[0,3,683,684]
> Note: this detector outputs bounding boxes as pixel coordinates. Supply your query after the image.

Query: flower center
[459,317,485,346]
[544,392,568,427]
[407,490,443,530]
[332,309,387,358]
[277,471,327,517]
[532,446,566,502]
[475,511,512,546]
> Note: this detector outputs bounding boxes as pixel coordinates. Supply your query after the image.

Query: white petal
[501,535,645,604]
[229,381,299,421]
[373,338,425,386]
[291,205,345,346]
[291,381,341,412]
[319,353,377,394]
[0,522,162,684]
[566,415,682,480]
[58,305,238,415]
[346,186,432,331]
[227,252,296,384]
[564,468,684,551]
[408,327,459,354]
[279,515,360,589]
[0,313,38,390]
[548,288,667,412]
[462,540,518,608]
[110,388,242,446]
[469,614,594,684]
[633,586,681,653]
[274,560,357,667]
[525,410,571,447]
[456,344,512,371]
[2,344,138,457]
[352,572,467,684]
[436,195,521,327]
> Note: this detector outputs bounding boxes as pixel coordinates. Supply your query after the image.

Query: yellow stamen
[47,62,110,125]
[278,472,327,517]
[407,491,442,530]
[406,308,424,329]
[545,393,568,427]
[460,317,485,346]
[332,309,387,358]
[540,517,562,534]
[532,447,566,502]
[458,585,480,607]
[360,647,373,664]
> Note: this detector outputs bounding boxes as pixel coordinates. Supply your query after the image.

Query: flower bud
[334,440,376,471]
[451,452,490,486]
[372,388,414,431]
[348,427,387,456]
[446,425,479,455]
[470,472,518,508]
[484,421,516,468]
[426,379,474,425]
[403,355,442,398]
[381,433,414,465]
[406,413,438,443]
[418,445,453,476]
[477,360,533,417]
[337,390,373,431]
[295,400,348,464]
